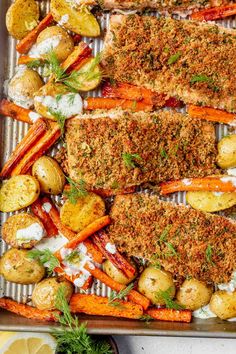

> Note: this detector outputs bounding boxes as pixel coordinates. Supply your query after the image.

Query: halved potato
[217,135,236,169]
[60,192,105,232]
[210,290,236,320]
[6,0,39,40]
[0,175,40,212]
[186,191,236,212]
[51,0,100,37]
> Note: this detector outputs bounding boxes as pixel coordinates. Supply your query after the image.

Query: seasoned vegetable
[32,156,65,194]
[51,0,100,37]
[60,192,105,232]
[0,249,45,284]
[217,135,236,169]
[0,175,40,212]
[186,191,236,212]
[2,213,45,249]
[6,0,39,40]
[210,290,236,320]
[103,259,137,285]
[32,277,73,310]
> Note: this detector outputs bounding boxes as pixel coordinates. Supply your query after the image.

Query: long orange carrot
[146,308,192,323]
[61,42,92,73]
[31,199,58,237]
[0,99,37,124]
[188,105,236,125]
[84,97,153,112]
[191,4,236,21]
[90,186,136,197]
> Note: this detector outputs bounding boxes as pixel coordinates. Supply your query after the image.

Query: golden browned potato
[103,259,137,285]
[60,192,105,232]
[36,26,74,62]
[32,156,65,195]
[2,213,46,249]
[32,277,74,310]
[0,175,40,213]
[8,68,44,109]
[51,0,100,37]
[6,0,39,40]
[186,191,236,212]
[217,135,236,169]
[176,279,213,311]
[0,249,45,284]
[210,290,236,320]
[138,267,175,305]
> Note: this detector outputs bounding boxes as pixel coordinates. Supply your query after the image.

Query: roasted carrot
[90,186,136,197]
[188,105,236,125]
[0,297,59,322]
[72,34,82,44]
[61,42,92,73]
[146,308,192,323]
[54,265,93,290]
[17,56,42,65]
[0,99,36,124]
[31,199,58,237]
[70,293,143,319]
[16,13,54,54]
[191,4,236,21]
[160,176,236,195]
[165,97,183,108]
[84,97,153,112]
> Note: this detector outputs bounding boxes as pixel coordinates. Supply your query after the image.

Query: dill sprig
[64,250,80,263]
[108,283,134,306]
[122,153,142,169]
[48,109,67,135]
[206,245,215,266]
[155,287,184,310]
[27,249,60,275]
[139,314,154,324]
[64,176,88,204]
[26,59,45,69]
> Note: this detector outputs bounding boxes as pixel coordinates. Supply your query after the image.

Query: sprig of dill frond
[64,176,88,204]
[155,287,184,310]
[27,249,60,275]
[108,283,134,307]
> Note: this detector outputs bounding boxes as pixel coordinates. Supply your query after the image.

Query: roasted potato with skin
[138,267,175,305]
[0,175,40,213]
[32,156,65,194]
[6,0,39,40]
[32,277,74,310]
[186,191,236,212]
[176,279,213,311]
[0,249,45,284]
[210,290,236,320]
[2,213,45,249]
[217,135,236,169]
[60,192,105,232]
[103,259,137,285]
[51,0,100,37]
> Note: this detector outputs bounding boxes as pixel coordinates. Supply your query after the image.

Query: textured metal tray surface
[0,0,235,337]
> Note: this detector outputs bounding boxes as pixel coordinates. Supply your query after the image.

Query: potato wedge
[186,191,236,212]
[6,0,39,40]
[217,135,236,169]
[0,175,40,212]
[60,192,105,232]
[51,0,100,37]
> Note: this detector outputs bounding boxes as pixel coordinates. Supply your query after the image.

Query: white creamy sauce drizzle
[28,111,42,123]
[58,14,69,26]
[193,305,217,319]
[42,202,52,213]
[227,168,236,177]
[28,36,61,58]
[105,242,117,254]
[217,271,236,293]
[35,234,68,253]
[16,223,45,244]
[220,176,236,187]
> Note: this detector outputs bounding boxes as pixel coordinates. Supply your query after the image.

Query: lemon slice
[0,332,57,354]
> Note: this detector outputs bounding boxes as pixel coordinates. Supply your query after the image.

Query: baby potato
[60,192,105,232]
[32,277,73,310]
[0,249,45,285]
[0,175,40,213]
[2,213,45,249]
[36,26,74,62]
[103,260,137,285]
[32,156,65,195]
[217,135,236,169]
[138,267,175,305]
[176,279,213,311]
[210,290,236,320]
[6,0,39,40]
[186,191,236,212]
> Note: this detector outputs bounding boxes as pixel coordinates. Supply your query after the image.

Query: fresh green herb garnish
[139,314,154,323]
[68,93,76,105]
[160,148,168,159]
[122,153,142,169]
[168,52,181,65]
[159,225,172,243]
[108,283,134,306]
[27,249,60,275]
[64,176,88,204]
[64,250,80,263]
[206,245,215,265]
[26,59,44,69]
[166,242,178,257]
[48,109,67,135]
[155,287,184,310]
[190,74,211,84]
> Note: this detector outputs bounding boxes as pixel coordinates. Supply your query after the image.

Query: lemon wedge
[0,332,57,354]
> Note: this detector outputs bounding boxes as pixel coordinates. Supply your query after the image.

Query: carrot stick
[31,199,58,237]
[0,99,37,124]
[0,297,59,322]
[83,240,103,264]
[160,176,236,195]
[72,34,82,44]
[146,308,192,323]
[90,186,136,197]
[70,293,143,319]
[54,265,94,290]
[61,42,92,73]
[188,105,236,125]
[16,13,54,54]
[190,4,236,21]
[0,118,47,178]
[84,97,153,112]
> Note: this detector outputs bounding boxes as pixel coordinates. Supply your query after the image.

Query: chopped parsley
[122,153,142,169]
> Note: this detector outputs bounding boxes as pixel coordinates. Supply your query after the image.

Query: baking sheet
[0,0,235,337]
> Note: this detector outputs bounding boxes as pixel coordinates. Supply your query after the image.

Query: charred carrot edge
[190,4,236,21]
[72,34,82,44]
[70,293,143,319]
[0,118,47,178]
[85,97,153,112]
[0,99,34,124]
[160,176,236,195]
[10,121,60,176]
[91,186,136,197]
[31,199,58,237]
[81,276,94,291]
[146,308,192,323]
[61,42,92,73]
[16,13,54,54]
[0,297,59,322]
[93,231,136,279]
[188,105,236,125]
